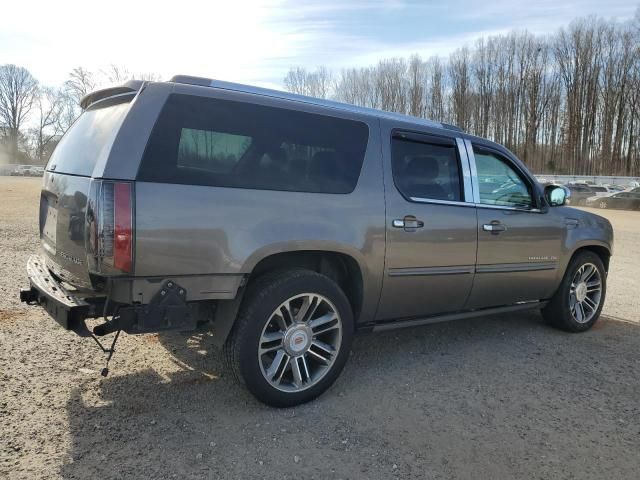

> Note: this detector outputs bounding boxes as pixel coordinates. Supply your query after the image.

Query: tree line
[0,65,160,165]
[2,12,638,175]
[284,14,640,176]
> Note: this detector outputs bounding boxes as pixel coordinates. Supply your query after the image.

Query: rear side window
[47,97,131,176]
[391,135,463,202]
[138,94,369,193]
[178,129,251,173]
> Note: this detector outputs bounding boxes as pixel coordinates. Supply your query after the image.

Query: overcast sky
[1,0,637,89]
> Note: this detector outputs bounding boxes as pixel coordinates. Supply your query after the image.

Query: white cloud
[0,0,637,89]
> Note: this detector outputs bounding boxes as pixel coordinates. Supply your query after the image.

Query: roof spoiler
[80,80,145,110]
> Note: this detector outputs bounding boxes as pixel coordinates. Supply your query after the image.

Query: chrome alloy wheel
[569,263,602,324]
[258,293,343,392]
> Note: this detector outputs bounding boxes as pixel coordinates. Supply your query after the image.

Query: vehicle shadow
[60,311,640,479]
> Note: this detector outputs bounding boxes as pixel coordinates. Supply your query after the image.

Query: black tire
[224,269,354,407]
[542,251,606,332]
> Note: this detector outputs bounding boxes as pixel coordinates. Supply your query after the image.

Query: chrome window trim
[475,204,542,213]
[397,136,543,213]
[410,196,542,213]
[409,197,475,208]
[456,138,474,203]
[463,139,481,204]
[390,133,476,206]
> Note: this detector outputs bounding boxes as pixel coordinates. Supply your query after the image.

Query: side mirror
[545,185,568,207]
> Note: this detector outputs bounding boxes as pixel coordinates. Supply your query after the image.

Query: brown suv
[21,77,613,406]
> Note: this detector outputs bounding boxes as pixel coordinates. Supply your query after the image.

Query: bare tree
[64,67,95,106]
[0,65,38,159]
[283,67,333,98]
[30,87,64,164]
[449,47,472,131]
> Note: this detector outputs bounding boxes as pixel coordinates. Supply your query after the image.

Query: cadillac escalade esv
[20,76,614,407]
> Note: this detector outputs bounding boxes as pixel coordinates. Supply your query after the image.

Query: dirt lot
[1,176,639,479]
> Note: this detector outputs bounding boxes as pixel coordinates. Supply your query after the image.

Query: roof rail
[169,75,446,130]
[441,123,464,133]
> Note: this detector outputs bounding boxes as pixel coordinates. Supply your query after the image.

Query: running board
[371,301,547,332]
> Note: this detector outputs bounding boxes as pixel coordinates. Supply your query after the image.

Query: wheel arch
[570,244,611,273]
[248,250,365,322]
[211,248,366,348]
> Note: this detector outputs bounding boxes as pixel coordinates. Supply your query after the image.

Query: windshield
[46,98,131,176]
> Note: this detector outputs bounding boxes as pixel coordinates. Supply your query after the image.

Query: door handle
[393,215,424,231]
[482,222,506,233]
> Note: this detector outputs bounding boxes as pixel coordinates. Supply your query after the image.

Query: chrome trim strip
[463,139,481,204]
[409,197,475,208]
[475,262,558,273]
[456,137,474,203]
[475,204,542,213]
[408,197,542,213]
[389,265,475,277]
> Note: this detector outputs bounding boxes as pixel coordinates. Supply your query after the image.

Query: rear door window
[47,97,131,177]
[391,134,463,202]
[138,94,369,194]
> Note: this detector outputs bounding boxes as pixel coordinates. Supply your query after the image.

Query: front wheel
[542,251,606,332]
[224,269,354,407]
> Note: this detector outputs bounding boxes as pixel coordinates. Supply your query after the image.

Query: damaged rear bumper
[20,255,103,336]
[20,255,201,337]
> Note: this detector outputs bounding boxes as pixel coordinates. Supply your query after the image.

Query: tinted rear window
[591,186,607,192]
[391,136,462,202]
[47,97,131,176]
[138,94,369,193]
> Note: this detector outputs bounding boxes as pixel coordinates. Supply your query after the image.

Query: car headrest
[404,156,439,180]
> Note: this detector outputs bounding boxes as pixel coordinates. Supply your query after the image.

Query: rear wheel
[599,200,608,209]
[224,269,353,407]
[542,251,606,332]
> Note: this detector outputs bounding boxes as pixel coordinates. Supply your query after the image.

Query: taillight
[86,180,134,274]
[113,183,133,272]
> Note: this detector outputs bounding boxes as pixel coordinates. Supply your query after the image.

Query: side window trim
[456,138,474,203]
[390,129,474,206]
[463,139,481,204]
[465,139,541,212]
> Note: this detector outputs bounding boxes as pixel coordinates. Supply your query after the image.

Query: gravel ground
[1,176,639,479]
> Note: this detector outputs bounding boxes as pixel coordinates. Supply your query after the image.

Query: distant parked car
[587,185,613,197]
[27,166,45,176]
[566,184,596,206]
[10,165,29,176]
[586,191,640,210]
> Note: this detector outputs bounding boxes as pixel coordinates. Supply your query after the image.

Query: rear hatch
[41,96,133,288]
